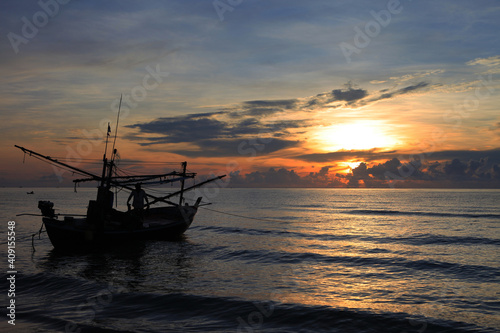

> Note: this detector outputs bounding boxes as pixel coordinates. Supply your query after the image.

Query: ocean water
[0,187,499,332]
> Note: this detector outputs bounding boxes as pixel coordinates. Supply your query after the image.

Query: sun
[316,121,396,151]
[345,161,362,170]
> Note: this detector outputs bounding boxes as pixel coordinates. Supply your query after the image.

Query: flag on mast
[107,123,111,136]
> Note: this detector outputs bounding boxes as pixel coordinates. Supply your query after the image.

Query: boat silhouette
[15,105,225,251]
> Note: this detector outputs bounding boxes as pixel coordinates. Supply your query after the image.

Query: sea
[0,187,499,333]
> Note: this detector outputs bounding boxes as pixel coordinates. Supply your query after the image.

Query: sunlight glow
[316,122,396,151]
[344,161,362,171]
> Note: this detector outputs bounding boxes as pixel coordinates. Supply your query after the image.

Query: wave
[345,209,500,219]
[194,225,500,246]
[3,272,495,333]
[211,248,499,282]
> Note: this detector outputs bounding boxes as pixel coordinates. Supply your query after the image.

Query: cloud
[126,112,227,144]
[173,138,300,158]
[331,86,368,102]
[127,112,306,142]
[242,99,297,109]
[389,69,445,83]
[257,148,500,187]
[295,148,399,163]
[466,55,500,75]
[488,122,500,136]
[370,80,387,84]
[240,168,304,186]
[303,83,368,109]
[466,55,500,67]
[226,151,500,188]
[223,99,299,119]
[426,149,500,165]
[126,80,440,158]
[126,107,308,157]
[301,81,432,111]
[345,151,500,187]
[366,158,402,180]
[229,166,343,188]
[363,81,430,105]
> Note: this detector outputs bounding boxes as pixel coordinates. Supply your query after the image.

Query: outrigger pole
[15,145,100,181]
[148,174,226,206]
[73,172,196,186]
[14,145,225,207]
[15,145,177,205]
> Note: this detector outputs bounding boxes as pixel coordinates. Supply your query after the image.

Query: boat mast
[104,94,122,190]
[101,122,110,188]
[179,161,187,206]
[110,94,122,164]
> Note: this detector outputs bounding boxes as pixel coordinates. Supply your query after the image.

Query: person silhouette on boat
[127,183,149,216]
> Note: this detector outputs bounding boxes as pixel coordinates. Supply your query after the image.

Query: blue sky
[1,0,499,187]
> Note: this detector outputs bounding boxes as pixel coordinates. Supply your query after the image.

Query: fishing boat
[15,139,225,251]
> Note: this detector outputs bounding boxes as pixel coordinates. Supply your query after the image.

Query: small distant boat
[27,191,34,194]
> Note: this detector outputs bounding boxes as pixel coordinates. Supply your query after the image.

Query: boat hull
[43,205,197,251]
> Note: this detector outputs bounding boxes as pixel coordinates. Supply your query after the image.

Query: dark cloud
[346,154,500,187]
[228,99,299,119]
[301,81,430,110]
[229,168,306,187]
[127,113,227,144]
[398,81,429,94]
[428,149,500,165]
[126,112,304,144]
[331,86,368,101]
[172,138,300,158]
[296,148,500,165]
[493,165,500,180]
[295,149,398,163]
[224,148,500,188]
[363,81,430,105]
[240,107,282,118]
[126,109,308,157]
[444,159,467,178]
[243,99,297,109]
[229,166,345,188]
[224,99,298,119]
[367,158,402,180]
[223,150,500,188]
[304,83,368,109]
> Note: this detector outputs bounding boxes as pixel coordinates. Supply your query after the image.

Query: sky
[0,0,499,188]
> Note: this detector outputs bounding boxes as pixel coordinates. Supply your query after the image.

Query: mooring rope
[31,222,45,252]
[199,206,317,224]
